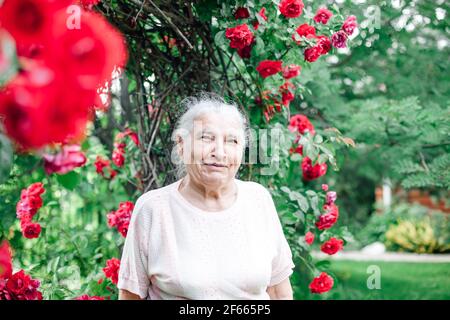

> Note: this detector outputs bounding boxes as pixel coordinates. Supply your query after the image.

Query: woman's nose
[212,140,226,160]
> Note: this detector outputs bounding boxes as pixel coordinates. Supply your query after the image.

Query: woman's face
[180,112,245,187]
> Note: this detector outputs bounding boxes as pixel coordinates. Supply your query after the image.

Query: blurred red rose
[234,7,250,19]
[282,64,301,79]
[225,24,254,49]
[321,237,344,255]
[102,258,120,285]
[288,114,315,135]
[279,0,304,18]
[43,145,87,175]
[256,60,282,78]
[305,232,315,245]
[342,15,358,35]
[302,157,327,181]
[309,272,334,294]
[314,8,333,24]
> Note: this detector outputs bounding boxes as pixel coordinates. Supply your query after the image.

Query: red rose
[304,46,322,62]
[106,211,117,228]
[118,225,128,238]
[256,60,282,78]
[281,90,295,106]
[112,149,125,167]
[21,222,42,239]
[305,232,314,245]
[6,270,30,296]
[326,191,337,204]
[16,198,39,217]
[95,155,117,179]
[0,279,12,300]
[94,156,110,174]
[292,23,316,44]
[116,128,140,146]
[0,241,12,280]
[282,64,301,79]
[0,66,93,150]
[107,201,133,237]
[302,157,327,181]
[322,184,329,191]
[279,0,304,18]
[321,237,344,255]
[118,201,135,212]
[289,144,303,156]
[49,10,128,90]
[5,270,42,300]
[126,129,139,146]
[225,24,254,49]
[331,31,348,48]
[102,258,120,285]
[109,168,117,180]
[43,145,87,175]
[309,272,334,294]
[0,0,55,48]
[288,114,315,135]
[24,183,45,197]
[342,15,358,35]
[314,7,333,24]
[237,41,254,59]
[316,203,339,230]
[316,36,332,55]
[234,7,250,19]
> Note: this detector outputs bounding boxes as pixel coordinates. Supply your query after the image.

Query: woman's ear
[176,136,183,157]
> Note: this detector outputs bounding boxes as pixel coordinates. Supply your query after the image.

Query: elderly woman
[117,95,295,300]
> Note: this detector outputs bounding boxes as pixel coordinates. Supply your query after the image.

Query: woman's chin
[200,171,232,185]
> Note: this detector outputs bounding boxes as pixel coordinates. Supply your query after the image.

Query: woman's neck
[178,175,238,211]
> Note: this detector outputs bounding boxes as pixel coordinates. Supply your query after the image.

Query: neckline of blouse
[172,178,242,219]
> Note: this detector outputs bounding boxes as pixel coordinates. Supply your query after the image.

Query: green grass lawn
[319,260,450,300]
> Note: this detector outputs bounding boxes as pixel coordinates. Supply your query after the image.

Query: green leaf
[0,133,13,184]
[0,31,18,86]
[255,37,265,53]
[314,134,323,144]
[315,260,331,270]
[214,30,226,47]
[56,171,80,190]
[291,191,309,212]
[294,210,305,224]
[318,153,329,164]
[127,79,136,93]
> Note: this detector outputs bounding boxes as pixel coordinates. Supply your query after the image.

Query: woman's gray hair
[171,93,249,179]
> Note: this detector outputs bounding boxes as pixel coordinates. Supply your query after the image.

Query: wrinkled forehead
[192,112,245,137]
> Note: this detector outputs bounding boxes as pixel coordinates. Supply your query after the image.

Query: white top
[117,178,295,300]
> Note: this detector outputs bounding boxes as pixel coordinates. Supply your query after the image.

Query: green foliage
[385,218,450,253]
[355,202,450,252]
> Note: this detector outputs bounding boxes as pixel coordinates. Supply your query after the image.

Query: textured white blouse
[117,178,295,300]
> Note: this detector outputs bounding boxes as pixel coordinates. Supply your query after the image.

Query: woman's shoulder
[236,179,272,199]
[133,180,178,215]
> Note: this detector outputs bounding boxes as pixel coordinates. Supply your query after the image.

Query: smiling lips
[203,162,228,168]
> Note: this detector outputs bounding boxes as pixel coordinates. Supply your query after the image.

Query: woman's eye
[201,135,212,141]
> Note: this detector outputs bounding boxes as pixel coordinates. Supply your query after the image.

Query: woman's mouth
[203,162,227,168]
